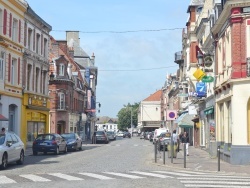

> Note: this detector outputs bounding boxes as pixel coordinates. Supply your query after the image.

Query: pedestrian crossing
[0,170,250,187]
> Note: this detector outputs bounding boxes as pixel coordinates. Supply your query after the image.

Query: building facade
[22,4,52,147]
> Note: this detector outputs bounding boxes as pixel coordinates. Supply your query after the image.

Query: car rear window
[36,134,54,141]
[96,131,104,135]
[61,133,75,139]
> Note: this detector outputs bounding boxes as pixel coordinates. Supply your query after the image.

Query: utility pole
[131,107,133,137]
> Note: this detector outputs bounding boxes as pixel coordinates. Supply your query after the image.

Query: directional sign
[167,110,177,120]
[196,82,207,97]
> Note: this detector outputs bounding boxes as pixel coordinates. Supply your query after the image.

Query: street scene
[1,136,250,188]
[1,0,250,188]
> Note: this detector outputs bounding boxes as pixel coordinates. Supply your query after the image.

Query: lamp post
[131,107,133,137]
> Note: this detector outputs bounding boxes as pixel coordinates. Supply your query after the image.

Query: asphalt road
[0,137,249,188]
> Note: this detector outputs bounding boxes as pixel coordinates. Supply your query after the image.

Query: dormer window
[59,64,65,76]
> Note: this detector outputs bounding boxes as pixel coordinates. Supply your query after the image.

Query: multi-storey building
[22,4,52,147]
[0,0,26,138]
[66,31,98,140]
[211,0,250,165]
[49,36,87,140]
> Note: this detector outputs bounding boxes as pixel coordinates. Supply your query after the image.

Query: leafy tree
[117,103,139,130]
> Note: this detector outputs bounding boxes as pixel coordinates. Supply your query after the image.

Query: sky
[27,0,190,118]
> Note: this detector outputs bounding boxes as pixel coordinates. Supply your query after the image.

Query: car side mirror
[7,142,12,147]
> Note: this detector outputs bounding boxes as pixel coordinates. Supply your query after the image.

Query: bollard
[184,143,186,168]
[163,142,165,165]
[217,145,220,172]
[154,141,157,163]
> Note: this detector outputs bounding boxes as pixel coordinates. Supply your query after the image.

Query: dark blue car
[61,133,83,151]
[32,133,67,155]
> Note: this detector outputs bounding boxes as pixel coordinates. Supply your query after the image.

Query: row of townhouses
[139,0,250,165]
[0,0,98,148]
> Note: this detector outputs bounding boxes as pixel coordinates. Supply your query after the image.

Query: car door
[75,134,81,148]
[5,135,15,162]
[11,134,21,161]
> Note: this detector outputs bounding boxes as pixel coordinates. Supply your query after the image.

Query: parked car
[92,131,109,144]
[153,128,168,144]
[106,131,116,141]
[61,133,83,151]
[158,132,171,151]
[32,133,67,155]
[123,132,131,138]
[0,131,25,170]
[116,131,124,137]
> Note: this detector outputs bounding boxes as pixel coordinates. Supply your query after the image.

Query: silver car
[0,131,25,170]
[106,131,116,141]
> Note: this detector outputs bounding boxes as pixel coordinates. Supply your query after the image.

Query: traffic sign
[167,110,177,120]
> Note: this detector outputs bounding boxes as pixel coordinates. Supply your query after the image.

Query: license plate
[40,143,47,145]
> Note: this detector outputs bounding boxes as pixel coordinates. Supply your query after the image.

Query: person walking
[1,127,5,134]
[181,132,189,156]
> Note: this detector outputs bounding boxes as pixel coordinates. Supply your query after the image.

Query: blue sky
[27,0,190,118]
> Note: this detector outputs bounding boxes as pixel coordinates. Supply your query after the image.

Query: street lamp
[131,107,133,137]
[197,51,204,66]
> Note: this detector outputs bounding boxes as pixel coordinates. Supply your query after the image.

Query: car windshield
[61,133,75,140]
[0,134,5,145]
[36,134,54,141]
[107,132,113,135]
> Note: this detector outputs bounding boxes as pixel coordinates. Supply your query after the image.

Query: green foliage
[117,103,139,130]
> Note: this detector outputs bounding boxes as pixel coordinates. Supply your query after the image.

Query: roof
[0,114,8,121]
[143,90,162,101]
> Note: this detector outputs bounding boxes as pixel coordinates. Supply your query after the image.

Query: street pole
[131,107,132,137]
[171,120,173,163]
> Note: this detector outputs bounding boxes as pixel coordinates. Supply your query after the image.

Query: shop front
[21,94,50,148]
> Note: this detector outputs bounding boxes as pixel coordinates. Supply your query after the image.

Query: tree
[117,103,139,130]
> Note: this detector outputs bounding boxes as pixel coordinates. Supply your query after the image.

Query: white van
[153,128,168,144]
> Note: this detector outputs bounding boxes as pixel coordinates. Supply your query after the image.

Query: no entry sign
[166,110,177,120]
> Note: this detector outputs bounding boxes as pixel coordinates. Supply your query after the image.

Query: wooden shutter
[9,13,12,38]
[18,58,20,85]
[3,9,7,35]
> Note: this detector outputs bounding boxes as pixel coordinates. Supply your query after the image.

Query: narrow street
[0,137,250,188]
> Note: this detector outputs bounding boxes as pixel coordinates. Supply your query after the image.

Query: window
[59,93,65,109]
[35,67,40,92]
[12,19,18,42]
[36,33,40,54]
[59,64,65,76]
[28,28,32,50]
[0,53,5,80]
[27,64,32,91]
[11,58,17,85]
[44,38,48,57]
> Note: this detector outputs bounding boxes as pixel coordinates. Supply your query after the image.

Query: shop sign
[202,75,214,83]
[193,68,205,81]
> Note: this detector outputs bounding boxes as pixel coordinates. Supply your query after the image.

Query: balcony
[174,51,184,64]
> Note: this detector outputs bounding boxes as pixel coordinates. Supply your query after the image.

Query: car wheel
[55,147,59,155]
[79,143,83,150]
[33,151,38,156]
[16,150,24,165]
[0,153,8,170]
[64,146,67,153]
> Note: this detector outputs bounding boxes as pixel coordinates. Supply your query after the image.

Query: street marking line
[20,174,51,182]
[48,173,83,181]
[0,176,16,184]
[185,185,247,188]
[178,177,250,181]
[134,144,138,146]
[181,181,250,185]
[79,173,114,180]
[177,170,210,175]
[130,171,173,178]
[153,171,193,176]
[115,144,120,146]
[103,172,144,179]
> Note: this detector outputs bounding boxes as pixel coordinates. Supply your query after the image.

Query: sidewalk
[154,145,250,175]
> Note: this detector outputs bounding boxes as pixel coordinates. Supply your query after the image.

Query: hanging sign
[201,75,214,83]
[193,68,205,81]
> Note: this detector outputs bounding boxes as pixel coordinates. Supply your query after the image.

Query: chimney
[91,53,95,64]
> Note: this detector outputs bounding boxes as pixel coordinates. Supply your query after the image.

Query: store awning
[178,114,194,128]
[174,113,186,124]
[204,106,214,115]
[0,114,8,121]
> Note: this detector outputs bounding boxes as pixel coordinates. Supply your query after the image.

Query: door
[5,135,15,162]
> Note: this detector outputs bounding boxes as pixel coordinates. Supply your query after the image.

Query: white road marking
[48,173,83,181]
[181,180,250,185]
[79,173,114,180]
[0,176,16,184]
[185,185,248,188]
[130,171,173,178]
[178,177,250,181]
[20,174,51,182]
[153,171,193,176]
[104,172,144,179]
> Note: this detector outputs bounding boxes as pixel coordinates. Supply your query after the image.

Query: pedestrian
[1,127,5,134]
[172,130,178,152]
[181,132,189,156]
